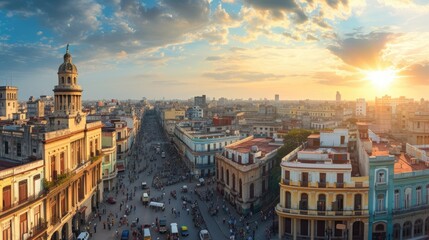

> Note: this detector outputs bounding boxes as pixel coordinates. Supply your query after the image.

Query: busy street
[86,111,276,240]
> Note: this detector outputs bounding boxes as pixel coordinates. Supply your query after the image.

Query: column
[364,221,369,240]
[293,218,297,240]
[310,219,314,240]
[348,221,352,240]
[279,217,284,240]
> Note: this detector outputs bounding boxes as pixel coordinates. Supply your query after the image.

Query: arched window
[336,194,344,211]
[232,173,236,191]
[403,221,412,238]
[74,77,76,84]
[393,224,401,240]
[221,167,224,181]
[216,164,219,179]
[249,183,254,199]
[414,219,423,236]
[226,170,229,186]
[285,191,291,208]
[317,194,326,212]
[375,223,385,232]
[67,77,71,84]
[61,77,64,84]
[354,194,362,210]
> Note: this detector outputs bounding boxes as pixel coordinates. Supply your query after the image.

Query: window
[3,186,11,210]
[20,213,28,239]
[417,186,422,206]
[427,184,429,204]
[249,183,255,199]
[403,221,412,238]
[4,141,8,154]
[16,142,21,157]
[317,194,326,211]
[376,170,386,184]
[51,155,56,180]
[34,175,41,196]
[394,189,400,209]
[19,180,28,203]
[221,167,224,181]
[67,77,71,83]
[34,205,41,228]
[226,170,229,186]
[393,224,400,240]
[415,219,423,236]
[405,188,412,208]
[377,194,385,212]
[239,179,242,198]
[60,152,65,174]
[300,193,308,210]
[232,174,236,191]
[284,191,291,208]
[2,221,11,240]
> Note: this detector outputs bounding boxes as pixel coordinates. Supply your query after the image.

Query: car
[76,232,90,240]
[106,197,116,204]
[180,225,189,236]
[121,229,130,240]
[199,229,211,240]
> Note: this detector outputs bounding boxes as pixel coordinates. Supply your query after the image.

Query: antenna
[66,43,69,53]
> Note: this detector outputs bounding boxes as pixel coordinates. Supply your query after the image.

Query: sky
[0,0,429,101]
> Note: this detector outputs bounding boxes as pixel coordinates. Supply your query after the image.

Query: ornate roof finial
[66,43,69,53]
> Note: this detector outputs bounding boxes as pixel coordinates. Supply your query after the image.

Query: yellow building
[216,136,282,214]
[276,129,369,240]
[0,160,46,240]
[0,46,103,240]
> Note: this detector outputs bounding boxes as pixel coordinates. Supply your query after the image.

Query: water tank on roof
[251,145,259,152]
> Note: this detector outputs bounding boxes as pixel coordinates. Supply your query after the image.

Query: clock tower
[49,45,85,130]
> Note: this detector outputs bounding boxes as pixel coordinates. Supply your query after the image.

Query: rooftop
[226,137,279,155]
[0,159,21,170]
[394,154,428,173]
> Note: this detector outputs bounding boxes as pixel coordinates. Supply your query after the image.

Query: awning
[78,206,87,213]
[117,163,125,172]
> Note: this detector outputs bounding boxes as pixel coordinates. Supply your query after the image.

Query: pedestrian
[99,214,101,221]
[187,208,190,215]
[93,223,97,233]
[103,221,106,229]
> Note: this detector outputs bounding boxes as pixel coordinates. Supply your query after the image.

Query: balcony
[336,182,344,188]
[275,204,369,217]
[29,221,47,239]
[282,179,290,185]
[50,215,61,226]
[0,193,46,217]
[300,181,308,187]
[318,181,326,188]
[392,203,429,216]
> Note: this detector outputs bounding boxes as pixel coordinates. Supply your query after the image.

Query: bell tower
[50,45,85,130]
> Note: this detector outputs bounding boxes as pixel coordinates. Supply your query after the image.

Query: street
[88,112,275,240]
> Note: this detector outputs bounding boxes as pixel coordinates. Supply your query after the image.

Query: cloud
[205,56,224,61]
[203,70,285,82]
[313,71,365,87]
[400,63,429,85]
[328,31,398,69]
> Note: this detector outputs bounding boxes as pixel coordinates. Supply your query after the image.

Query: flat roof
[226,137,279,155]
[0,159,21,170]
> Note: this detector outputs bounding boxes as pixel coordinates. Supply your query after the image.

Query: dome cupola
[58,44,78,74]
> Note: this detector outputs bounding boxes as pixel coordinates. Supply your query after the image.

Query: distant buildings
[275,94,280,102]
[356,98,366,117]
[336,91,341,103]
[194,94,207,108]
[27,96,45,118]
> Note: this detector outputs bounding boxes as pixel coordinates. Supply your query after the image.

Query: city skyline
[1,0,429,101]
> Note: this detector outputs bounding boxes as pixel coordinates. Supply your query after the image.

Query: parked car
[159,219,167,233]
[180,225,189,236]
[77,232,90,240]
[106,197,116,204]
[199,229,211,240]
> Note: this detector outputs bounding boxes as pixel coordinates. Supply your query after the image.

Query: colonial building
[0,46,104,240]
[276,129,369,240]
[101,127,117,191]
[216,136,282,214]
[173,121,240,177]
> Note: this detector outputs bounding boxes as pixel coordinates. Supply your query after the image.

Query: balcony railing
[392,203,429,216]
[30,221,47,239]
[282,179,290,185]
[275,204,369,217]
[0,193,45,214]
[318,181,326,188]
[300,181,308,187]
[50,215,61,226]
[336,182,344,188]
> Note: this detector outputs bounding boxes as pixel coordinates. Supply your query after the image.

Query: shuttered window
[2,186,11,209]
[19,180,28,203]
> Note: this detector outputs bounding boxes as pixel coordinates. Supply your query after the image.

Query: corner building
[277,129,369,240]
[0,47,104,240]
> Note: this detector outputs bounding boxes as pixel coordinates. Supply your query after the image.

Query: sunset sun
[364,68,398,88]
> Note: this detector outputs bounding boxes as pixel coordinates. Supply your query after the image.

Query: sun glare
[364,68,398,88]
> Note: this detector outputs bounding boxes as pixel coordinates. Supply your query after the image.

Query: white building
[356,98,366,117]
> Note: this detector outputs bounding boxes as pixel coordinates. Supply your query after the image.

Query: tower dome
[58,44,78,74]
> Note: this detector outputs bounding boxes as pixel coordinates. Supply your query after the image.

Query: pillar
[293,218,297,240]
[364,221,369,240]
[348,221,352,240]
[279,217,284,240]
[310,219,314,240]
